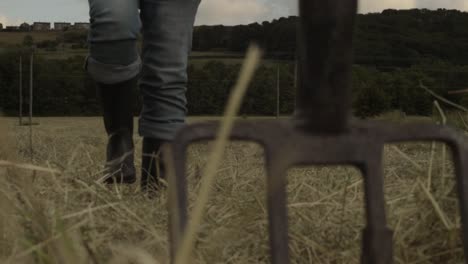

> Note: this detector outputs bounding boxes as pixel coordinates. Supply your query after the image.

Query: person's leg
[139,0,200,190]
[86,0,141,183]
[87,0,141,83]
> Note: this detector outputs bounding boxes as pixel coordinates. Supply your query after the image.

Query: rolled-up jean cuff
[85,56,142,84]
[139,120,186,141]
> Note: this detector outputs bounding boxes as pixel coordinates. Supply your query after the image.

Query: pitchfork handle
[295,0,357,134]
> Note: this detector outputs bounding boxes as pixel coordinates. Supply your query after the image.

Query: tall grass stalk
[174,44,263,264]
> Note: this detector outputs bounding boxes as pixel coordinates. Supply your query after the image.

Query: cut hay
[0,114,464,263]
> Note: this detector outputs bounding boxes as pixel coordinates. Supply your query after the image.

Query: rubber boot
[141,137,166,193]
[98,77,137,184]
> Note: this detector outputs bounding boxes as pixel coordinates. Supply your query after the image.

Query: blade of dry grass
[288,179,362,208]
[434,100,447,125]
[61,202,120,220]
[0,160,61,174]
[427,142,436,189]
[420,82,468,112]
[417,180,452,230]
[390,146,424,172]
[109,245,160,264]
[13,218,89,260]
[174,44,263,264]
[434,100,447,182]
[457,111,468,131]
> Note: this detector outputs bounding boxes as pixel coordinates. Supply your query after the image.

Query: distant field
[0,31,59,45]
[29,49,287,68]
[36,49,88,59]
[190,51,244,58]
[0,32,292,67]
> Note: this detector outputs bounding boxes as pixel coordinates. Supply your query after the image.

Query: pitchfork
[166,0,468,263]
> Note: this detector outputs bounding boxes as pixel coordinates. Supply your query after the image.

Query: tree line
[1,48,468,118]
[194,8,468,65]
[0,49,297,117]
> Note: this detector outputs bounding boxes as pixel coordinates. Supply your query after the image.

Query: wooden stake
[293,58,298,115]
[19,56,23,125]
[276,65,280,118]
[29,53,33,162]
[294,59,298,90]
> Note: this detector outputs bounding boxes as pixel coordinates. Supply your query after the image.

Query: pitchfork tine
[454,144,468,259]
[360,147,393,264]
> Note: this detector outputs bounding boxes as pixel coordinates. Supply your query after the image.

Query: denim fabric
[87,0,200,140]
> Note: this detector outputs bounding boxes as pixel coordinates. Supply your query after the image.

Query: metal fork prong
[266,155,290,264]
[453,143,468,260]
[360,146,393,264]
[168,139,190,261]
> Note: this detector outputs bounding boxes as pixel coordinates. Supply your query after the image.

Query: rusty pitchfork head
[166,0,468,263]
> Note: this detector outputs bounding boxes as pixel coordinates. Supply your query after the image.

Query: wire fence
[5,55,468,121]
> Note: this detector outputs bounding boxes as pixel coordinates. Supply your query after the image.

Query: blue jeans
[86,0,200,140]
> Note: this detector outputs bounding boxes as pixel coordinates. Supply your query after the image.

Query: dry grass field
[0,116,465,263]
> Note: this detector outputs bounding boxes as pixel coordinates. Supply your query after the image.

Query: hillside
[191,9,468,66]
[2,9,468,66]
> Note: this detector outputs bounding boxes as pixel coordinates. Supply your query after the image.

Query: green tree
[23,35,34,47]
[353,70,391,118]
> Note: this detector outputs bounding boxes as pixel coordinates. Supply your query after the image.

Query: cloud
[0,14,21,26]
[261,0,298,18]
[2,0,467,28]
[0,15,7,25]
[194,0,421,24]
[359,0,416,13]
[359,0,468,13]
[414,0,468,10]
[0,0,88,24]
[195,0,271,25]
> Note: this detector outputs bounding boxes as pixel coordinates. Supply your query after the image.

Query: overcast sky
[0,0,467,27]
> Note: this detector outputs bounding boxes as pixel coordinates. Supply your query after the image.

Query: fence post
[294,59,298,91]
[293,58,298,115]
[276,64,280,118]
[29,52,34,161]
[19,56,23,125]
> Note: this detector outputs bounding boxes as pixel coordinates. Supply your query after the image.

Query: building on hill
[74,22,90,30]
[19,23,31,31]
[32,22,51,31]
[54,22,71,31]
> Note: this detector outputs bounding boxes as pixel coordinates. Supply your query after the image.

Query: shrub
[354,84,391,118]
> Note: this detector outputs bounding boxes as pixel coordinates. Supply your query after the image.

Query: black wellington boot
[98,77,137,184]
[141,137,166,193]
